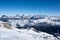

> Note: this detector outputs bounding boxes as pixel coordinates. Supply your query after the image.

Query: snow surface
[0,27,58,40]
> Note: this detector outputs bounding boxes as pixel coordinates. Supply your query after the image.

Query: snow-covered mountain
[0,14,60,40]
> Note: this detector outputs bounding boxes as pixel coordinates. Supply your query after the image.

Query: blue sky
[0,0,60,16]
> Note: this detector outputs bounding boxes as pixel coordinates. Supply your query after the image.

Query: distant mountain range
[0,14,60,23]
[0,14,60,20]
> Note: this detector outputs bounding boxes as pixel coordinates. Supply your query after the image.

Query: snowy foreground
[0,27,58,40]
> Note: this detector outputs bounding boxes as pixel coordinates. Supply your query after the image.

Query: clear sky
[0,0,60,16]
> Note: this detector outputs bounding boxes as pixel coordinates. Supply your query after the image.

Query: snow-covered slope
[0,27,58,40]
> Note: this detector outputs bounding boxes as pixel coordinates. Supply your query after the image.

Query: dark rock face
[31,25,60,35]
